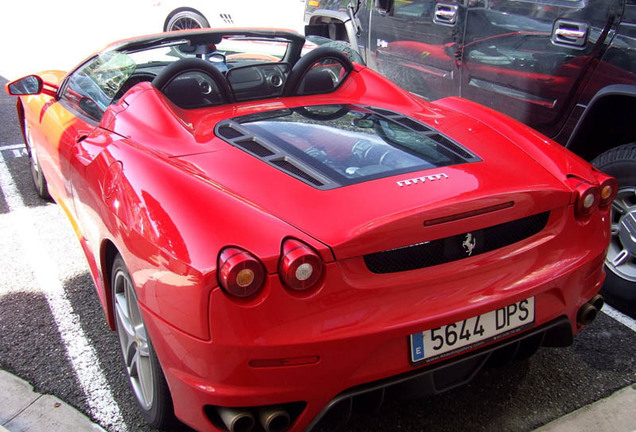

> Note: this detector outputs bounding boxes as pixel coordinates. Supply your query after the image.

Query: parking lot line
[0,144,25,150]
[0,144,27,159]
[0,152,128,431]
[601,304,636,332]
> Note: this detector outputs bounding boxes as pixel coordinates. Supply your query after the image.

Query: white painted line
[0,144,25,150]
[0,152,128,431]
[601,304,636,333]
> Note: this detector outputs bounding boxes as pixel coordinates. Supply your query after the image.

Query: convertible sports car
[6,29,616,432]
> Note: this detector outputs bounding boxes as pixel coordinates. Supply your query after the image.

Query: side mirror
[6,75,43,96]
[376,0,393,14]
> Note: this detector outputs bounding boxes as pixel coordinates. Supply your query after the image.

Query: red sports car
[6,29,616,432]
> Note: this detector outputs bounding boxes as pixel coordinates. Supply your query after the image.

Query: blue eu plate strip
[410,332,425,362]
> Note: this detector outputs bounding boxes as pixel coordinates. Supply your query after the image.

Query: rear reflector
[249,356,320,368]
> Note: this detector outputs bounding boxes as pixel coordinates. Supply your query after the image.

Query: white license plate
[410,297,535,364]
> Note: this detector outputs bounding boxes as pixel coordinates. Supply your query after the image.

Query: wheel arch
[100,238,121,330]
[306,11,360,51]
[16,99,26,145]
[163,7,208,32]
[566,84,636,161]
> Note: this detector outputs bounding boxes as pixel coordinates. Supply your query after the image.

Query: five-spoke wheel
[112,255,174,427]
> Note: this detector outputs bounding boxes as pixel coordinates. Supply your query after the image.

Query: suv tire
[592,143,636,316]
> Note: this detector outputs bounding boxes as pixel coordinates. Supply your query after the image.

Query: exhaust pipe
[259,406,291,432]
[590,294,604,311]
[217,407,255,432]
[577,302,598,326]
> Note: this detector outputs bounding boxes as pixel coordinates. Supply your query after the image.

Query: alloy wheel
[113,267,155,410]
[607,187,636,283]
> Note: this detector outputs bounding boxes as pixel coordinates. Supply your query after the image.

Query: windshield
[62,33,295,121]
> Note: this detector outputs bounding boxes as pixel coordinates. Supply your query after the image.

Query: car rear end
[145,97,615,432]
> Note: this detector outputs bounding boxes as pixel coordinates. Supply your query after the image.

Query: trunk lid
[178,117,570,259]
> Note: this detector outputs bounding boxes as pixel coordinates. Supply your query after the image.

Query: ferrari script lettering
[397,173,448,187]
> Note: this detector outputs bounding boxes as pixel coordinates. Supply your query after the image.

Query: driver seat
[152,58,233,109]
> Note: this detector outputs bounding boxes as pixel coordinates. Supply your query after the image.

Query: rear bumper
[307,315,573,431]
[142,245,606,432]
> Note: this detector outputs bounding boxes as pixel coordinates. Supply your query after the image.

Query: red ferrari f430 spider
[6,28,616,432]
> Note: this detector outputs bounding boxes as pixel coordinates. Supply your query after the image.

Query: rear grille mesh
[271,159,325,186]
[363,211,550,274]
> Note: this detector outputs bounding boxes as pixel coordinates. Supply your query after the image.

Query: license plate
[410,297,535,364]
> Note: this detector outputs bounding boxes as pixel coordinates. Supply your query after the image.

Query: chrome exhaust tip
[217,407,256,432]
[259,406,291,432]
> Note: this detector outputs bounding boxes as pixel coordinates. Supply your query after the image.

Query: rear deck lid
[181,104,572,259]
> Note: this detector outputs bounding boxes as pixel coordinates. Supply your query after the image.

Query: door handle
[555,28,586,39]
[434,3,458,26]
[75,130,93,144]
[552,20,588,48]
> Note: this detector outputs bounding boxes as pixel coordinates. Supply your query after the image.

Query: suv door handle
[555,28,586,39]
[552,20,589,48]
[434,3,458,26]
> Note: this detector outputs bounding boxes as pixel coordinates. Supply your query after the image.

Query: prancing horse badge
[462,233,477,256]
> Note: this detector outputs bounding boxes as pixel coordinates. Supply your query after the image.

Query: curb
[0,371,105,432]
[533,384,636,432]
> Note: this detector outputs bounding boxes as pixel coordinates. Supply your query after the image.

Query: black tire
[165,10,209,32]
[111,255,175,427]
[318,40,366,66]
[23,119,50,200]
[591,143,636,316]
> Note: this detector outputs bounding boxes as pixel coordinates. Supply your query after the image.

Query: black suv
[305,0,636,314]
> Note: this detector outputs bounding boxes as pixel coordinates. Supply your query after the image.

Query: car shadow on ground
[315,313,636,432]
[63,272,195,432]
[0,291,92,415]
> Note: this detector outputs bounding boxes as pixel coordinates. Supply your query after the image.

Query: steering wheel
[152,58,233,107]
[283,47,354,97]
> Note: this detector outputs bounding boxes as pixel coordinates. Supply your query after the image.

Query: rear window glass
[216,104,480,189]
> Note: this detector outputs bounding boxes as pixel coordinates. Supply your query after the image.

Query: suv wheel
[592,143,636,316]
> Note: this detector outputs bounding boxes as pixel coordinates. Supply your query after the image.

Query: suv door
[368,0,465,99]
[459,0,622,137]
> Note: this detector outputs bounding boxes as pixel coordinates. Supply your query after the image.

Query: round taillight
[599,177,618,208]
[218,247,265,298]
[279,239,324,291]
[575,185,600,218]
